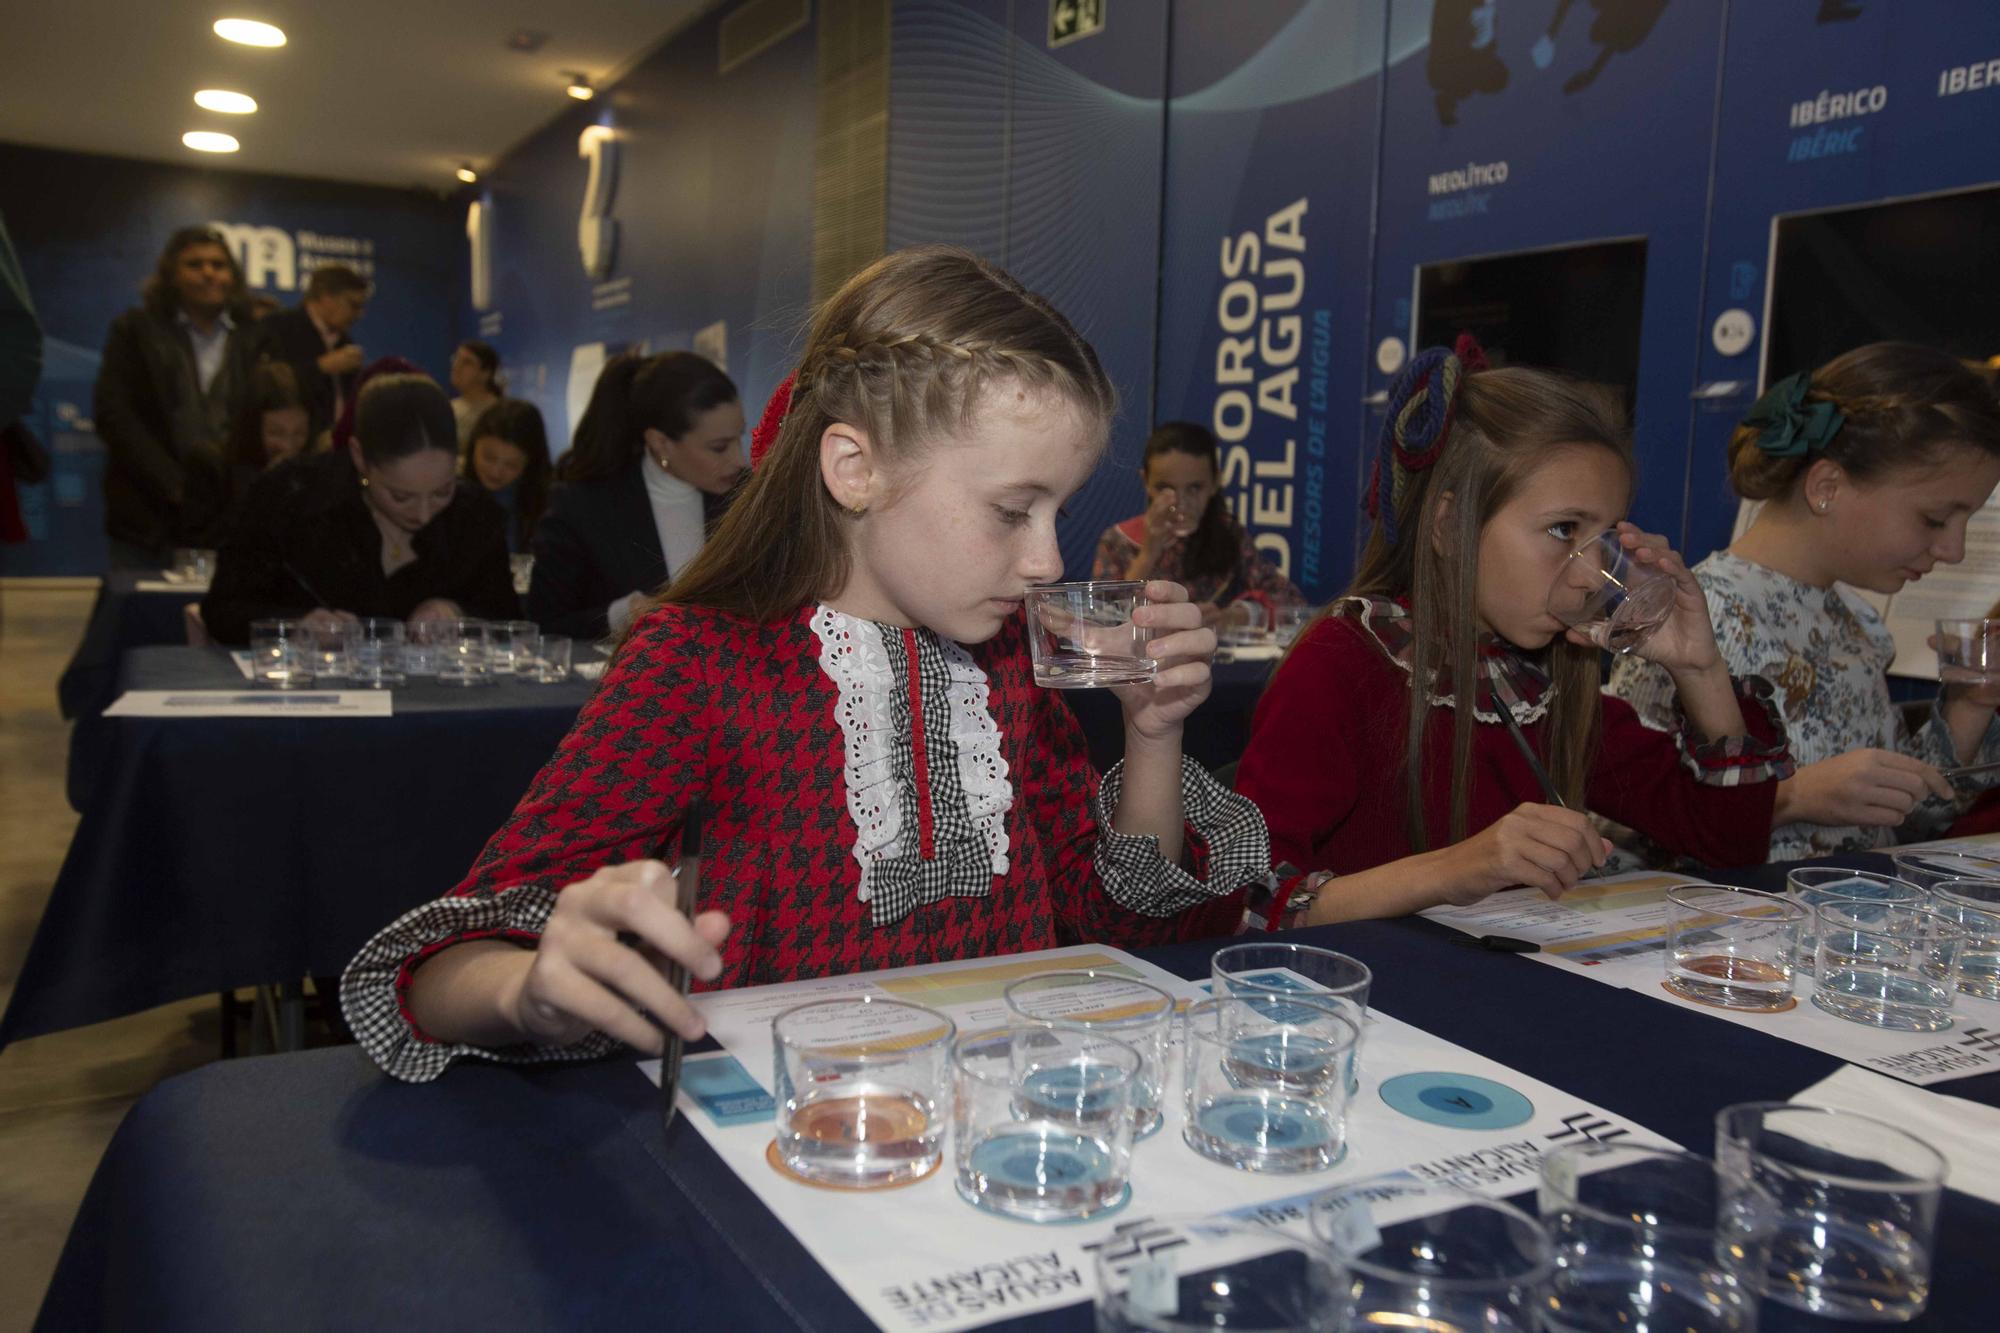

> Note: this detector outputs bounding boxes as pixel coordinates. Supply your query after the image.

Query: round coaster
[1378,1072,1535,1130]
[968,1131,1113,1192]
[1193,1094,1338,1151]
[764,1138,941,1191]
[1660,980,1798,1014]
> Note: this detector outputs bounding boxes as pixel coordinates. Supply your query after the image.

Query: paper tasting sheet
[102,690,393,718]
[652,944,1675,1333]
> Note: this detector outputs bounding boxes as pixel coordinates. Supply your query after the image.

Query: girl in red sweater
[343,247,1269,1081]
[1235,340,1791,926]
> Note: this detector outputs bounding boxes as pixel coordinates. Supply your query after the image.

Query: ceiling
[0,0,715,191]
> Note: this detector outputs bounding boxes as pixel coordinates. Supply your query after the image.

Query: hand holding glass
[1546,529,1675,654]
[1024,581,1156,688]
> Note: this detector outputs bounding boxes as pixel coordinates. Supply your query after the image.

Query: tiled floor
[0,584,214,1332]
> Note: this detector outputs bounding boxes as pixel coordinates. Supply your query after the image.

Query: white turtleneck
[609,460,708,636]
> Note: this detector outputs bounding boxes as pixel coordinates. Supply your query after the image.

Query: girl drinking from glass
[1234,339,1792,926]
[342,247,1269,1080]
[1609,343,2000,861]
[1093,421,1303,629]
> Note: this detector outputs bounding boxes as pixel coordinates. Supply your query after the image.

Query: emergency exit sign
[1049,0,1105,48]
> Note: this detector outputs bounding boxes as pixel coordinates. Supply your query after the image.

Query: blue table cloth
[55,572,199,721]
[35,916,1998,1331]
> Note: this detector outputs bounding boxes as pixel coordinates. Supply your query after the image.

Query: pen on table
[1486,658,1566,809]
[659,796,705,1134]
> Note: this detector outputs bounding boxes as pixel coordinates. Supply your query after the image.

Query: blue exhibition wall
[0,141,461,575]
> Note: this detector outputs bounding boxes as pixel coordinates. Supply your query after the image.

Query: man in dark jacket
[252,264,368,441]
[93,226,257,565]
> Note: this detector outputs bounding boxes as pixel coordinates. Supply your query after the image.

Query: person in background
[528,351,745,641]
[0,211,44,549]
[449,339,502,448]
[253,263,368,440]
[183,362,310,545]
[93,225,257,566]
[1235,341,1791,926]
[201,374,517,644]
[1609,342,2000,861]
[1093,421,1302,629]
[461,398,551,553]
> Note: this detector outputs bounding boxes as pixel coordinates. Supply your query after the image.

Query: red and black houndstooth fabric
[343,602,1270,1081]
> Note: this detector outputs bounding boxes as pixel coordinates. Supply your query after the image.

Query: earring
[848,502,867,517]
[1817,498,1830,513]
[359,476,370,488]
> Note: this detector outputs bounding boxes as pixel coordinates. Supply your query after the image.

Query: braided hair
[660,245,1117,626]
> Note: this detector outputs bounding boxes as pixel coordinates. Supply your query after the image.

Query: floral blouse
[1607,550,2000,861]
[1092,517,1303,612]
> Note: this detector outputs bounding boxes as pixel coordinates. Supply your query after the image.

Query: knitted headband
[1365,332,1489,544]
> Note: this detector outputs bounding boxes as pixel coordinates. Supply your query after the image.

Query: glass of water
[1023,581,1157,688]
[1931,879,2000,999]
[1812,902,1965,1031]
[1312,1179,1553,1333]
[1889,848,2000,889]
[1211,942,1371,1091]
[1182,995,1355,1174]
[509,552,535,595]
[487,619,539,675]
[1545,529,1676,655]
[436,618,494,686]
[951,1025,1137,1222]
[248,618,315,689]
[1716,1102,1945,1323]
[1272,602,1315,647]
[170,547,216,583]
[1003,971,1174,1140]
[528,634,572,683]
[1095,1214,1342,1333]
[772,996,953,1190]
[343,617,406,689]
[1536,1142,1765,1332]
[1934,617,2000,687]
[403,618,449,676]
[1662,884,1804,1011]
[1785,866,1924,972]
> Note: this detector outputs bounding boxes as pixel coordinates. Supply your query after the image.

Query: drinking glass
[169,547,216,583]
[951,1024,1137,1222]
[509,552,535,596]
[1211,942,1371,1091]
[403,618,449,675]
[1095,1214,1342,1332]
[436,618,493,686]
[772,996,953,1190]
[1934,617,2000,688]
[487,620,539,674]
[248,618,314,689]
[1182,996,1355,1173]
[343,617,406,689]
[1545,529,1676,654]
[1273,602,1314,647]
[304,619,353,681]
[1716,1102,1945,1323]
[1312,1179,1553,1333]
[1004,971,1173,1139]
[1662,884,1804,1011]
[1024,581,1156,688]
[1812,903,1965,1031]
[1931,878,2000,999]
[1785,867,1924,972]
[1889,848,2000,890]
[528,634,572,684]
[1536,1142,1765,1332]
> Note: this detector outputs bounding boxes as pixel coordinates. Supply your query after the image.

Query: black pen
[1486,658,1566,809]
[282,561,335,612]
[659,797,705,1134]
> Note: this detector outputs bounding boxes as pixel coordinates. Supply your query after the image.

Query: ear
[1429,489,1456,558]
[819,421,878,512]
[1801,457,1844,514]
[641,426,672,458]
[346,437,365,476]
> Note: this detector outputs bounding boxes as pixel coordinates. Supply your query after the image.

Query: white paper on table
[229,650,256,681]
[1214,643,1282,664]
[648,944,1676,1333]
[102,689,393,718]
[1422,870,1706,967]
[1790,1065,2000,1206]
[133,578,209,594]
[574,660,606,682]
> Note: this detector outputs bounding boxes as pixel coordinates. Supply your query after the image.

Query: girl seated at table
[1607,342,2000,861]
[201,374,519,644]
[461,399,552,554]
[1233,339,1792,926]
[1092,421,1302,629]
[342,246,1269,1081]
[527,352,746,642]
[182,363,311,545]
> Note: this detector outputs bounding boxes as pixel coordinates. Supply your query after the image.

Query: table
[36,916,1998,1331]
[1061,655,1273,773]
[55,571,201,722]
[1,647,594,1050]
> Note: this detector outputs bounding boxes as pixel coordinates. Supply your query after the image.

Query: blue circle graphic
[1379,1072,1534,1130]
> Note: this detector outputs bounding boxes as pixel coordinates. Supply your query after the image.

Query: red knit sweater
[1235,609,1789,883]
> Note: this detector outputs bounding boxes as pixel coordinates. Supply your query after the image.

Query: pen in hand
[659,797,705,1134]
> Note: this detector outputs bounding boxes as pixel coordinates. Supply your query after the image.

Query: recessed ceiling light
[565,73,595,100]
[213,18,286,47]
[183,130,241,153]
[456,164,478,184]
[194,89,257,114]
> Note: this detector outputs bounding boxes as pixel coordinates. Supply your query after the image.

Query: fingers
[1139,580,1191,607]
[522,955,669,1054]
[568,931,709,1041]
[1144,627,1217,663]
[577,862,725,983]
